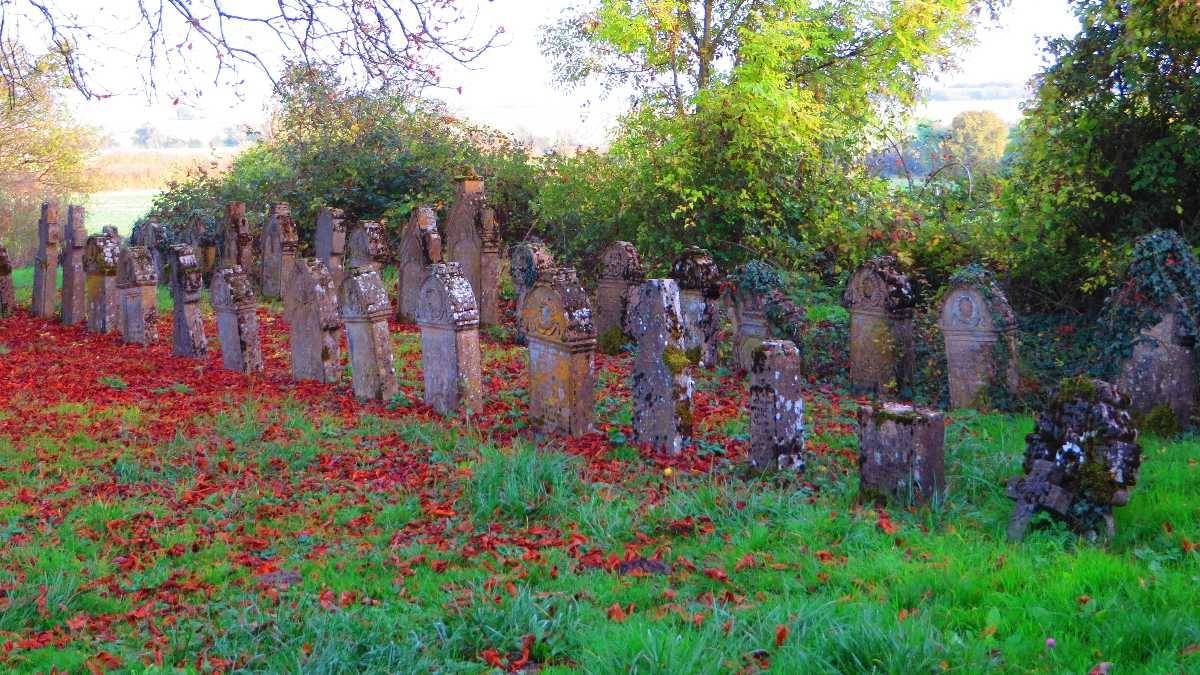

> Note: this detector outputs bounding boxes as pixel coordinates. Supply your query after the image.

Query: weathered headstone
[339,266,399,402]
[0,245,15,317]
[844,255,916,397]
[627,279,694,455]
[129,218,165,284]
[83,233,121,334]
[315,206,348,290]
[443,175,486,302]
[595,241,644,344]
[479,205,502,325]
[670,247,723,368]
[748,340,807,473]
[858,403,945,505]
[285,258,342,384]
[396,206,440,321]
[221,202,255,273]
[116,246,159,345]
[347,220,387,271]
[32,201,61,318]
[415,262,483,416]
[510,239,556,344]
[730,279,771,373]
[167,244,208,358]
[211,266,264,374]
[938,269,1021,409]
[521,267,596,436]
[261,203,298,300]
[60,205,88,325]
[1006,377,1141,541]
[1116,304,1196,429]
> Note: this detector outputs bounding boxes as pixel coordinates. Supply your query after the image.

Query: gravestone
[261,203,298,300]
[938,270,1021,409]
[844,255,916,397]
[1006,377,1141,541]
[479,205,502,325]
[730,278,771,373]
[211,266,264,374]
[339,266,399,402]
[443,175,486,302]
[83,233,121,335]
[670,247,723,368]
[347,220,387,271]
[627,279,694,455]
[129,218,165,284]
[748,340,807,473]
[0,245,14,316]
[396,206,440,321]
[116,246,159,345]
[60,205,88,325]
[315,207,348,290]
[285,258,342,384]
[415,262,483,416]
[595,241,644,342]
[221,202,255,273]
[521,267,596,436]
[510,239,556,344]
[858,403,945,505]
[167,244,208,358]
[1116,302,1196,429]
[32,201,61,318]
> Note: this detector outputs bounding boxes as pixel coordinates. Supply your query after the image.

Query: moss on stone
[1053,375,1099,406]
[663,346,692,375]
[1137,404,1180,437]
[597,327,627,355]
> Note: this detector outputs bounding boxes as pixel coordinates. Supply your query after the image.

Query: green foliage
[942,110,1010,177]
[467,442,582,523]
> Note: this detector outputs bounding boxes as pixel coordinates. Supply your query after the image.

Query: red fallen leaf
[36,585,48,616]
[480,647,504,668]
[85,651,123,674]
[66,614,88,630]
[876,510,898,535]
[692,612,705,628]
[662,588,678,600]
[815,550,834,563]
[774,624,789,647]
[1088,662,1113,675]
[338,591,356,607]
[1183,539,1197,554]
[898,607,919,621]
[1077,595,1091,606]
[319,588,336,611]
[722,619,733,635]
[430,559,450,572]
[505,581,517,598]
[1181,643,1200,656]
[704,567,730,583]
[607,603,630,623]
[734,554,756,572]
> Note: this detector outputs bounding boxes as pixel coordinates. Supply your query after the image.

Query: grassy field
[0,274,1197,673]
[83,190,159,237]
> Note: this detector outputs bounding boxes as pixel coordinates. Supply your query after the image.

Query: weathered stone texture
[347,220,387,271]
[844,256,916,397]
[261,203,298,300]
[222,203,255,274]
[0,245,15,316]
[116,246,159,345]
[396,206,440,321]
[628,279,694,455]
[479,205,501,325]
[167,244,208,358]
[748,340,806,473]
[730,285,770,373]
[1115,302,1196,429]
[339,266,399,402]
[212,266,264,374]
[595,241,643,341]
[443,177,486,303]
[938,280,1021,409]
[670,247,723,368]
[415,262,483,416]
[858,404,945,505]
[32,202,61,318]
[510,240,556,344]
[285,258,342,384]
[83,233,121,335]
[315,207,348,290]
[521,267,596,436]
[129,218,165,285]
[60,205,88,325]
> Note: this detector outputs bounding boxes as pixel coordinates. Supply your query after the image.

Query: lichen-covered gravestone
[212,266,264,374]
[347,220,387,272]
[628,279,694,455]
[510,239,556,344]
[339,266,399,402]
[396,206,440,321]
[167,244,208,358]
[858,403,945,505]
[261,203,298,300]
[521,267,596,436]
[443,175,486,305]
[1006,377,1141,541]
[729,267,772,373]
[116,246,159,345]
[844,255,916,397]
[595,241,643,345]
[32,201,61,319]
[0,245,15,317]
[129,218,165,284]
[222,202,255,274]
[478,205,502,326]
[83,232,121,335]
[315,207,348,290]
[670,247,723,368]
[415,262,483,416]
[285,258,342,384]
[748,340,806,473]
[938,267,1021,409]
[60,205,88,325]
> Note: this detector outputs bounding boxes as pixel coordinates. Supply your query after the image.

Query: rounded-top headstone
[669,246,723,296]
[347,220,387,268]
[416,261,479,327]
[521,267,596,346]
[844,255,915,317]
[600,241,644,281]
[938,274,1015,337]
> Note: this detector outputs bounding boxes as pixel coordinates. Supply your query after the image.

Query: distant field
[87,149,237,192]
[83,190,158,236]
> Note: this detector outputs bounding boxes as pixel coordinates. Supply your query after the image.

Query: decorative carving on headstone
[116,245,159,345]
[415,261,483,416]
[843,255,916,397]
[32,201,61,318]
[261,203,298,300]
[83,232,121,335]
[315,206,348,290]
[0,245,15,317]
[167,244,208,358]
[443,174,486,303]
[396,206,440,321]
[858,403,945,505]
[60,205,88,325]
[937,267,1021,409]
[670,246,723,368]
[211,266,264,374]
[285,258,342,384]
[339,266,399,402]
[129,218,165,284]
[478,205,502,325]
[1006,377,1141,541]
[347,220,387,271]
[510,239,556,344]
[748,340,807,473]
[627,279,694,455]
[595,241,643,343]
[521,267,596,436]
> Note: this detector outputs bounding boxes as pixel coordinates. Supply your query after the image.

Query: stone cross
[347,220,387,272]
[844,255,916,397]
[31,201,61,318]
[669,247,723,368]
[221,202,254,273]
[212,266,264,374]
[116,246,159,345]
[261,203,298,300]
[1115,298,1196,430]
[627,279,694,455]
[167,244,208,358]
[60,205,88,325]
[315,206,348,290]
[83,232,121,335]
[415,261,482,416]
[396,206,440,321]
[509,239,556,344]
[748,340,807,473]
[478,205,502,325]
[339,265,399,402]
[938,273,1021,409]
[595,241,643,344]
[521,267,597,436]
[285,258,342,384]
[858,403,945,505]
[0,244,15,317]
[729,274,771,373]
[443,175,486,304]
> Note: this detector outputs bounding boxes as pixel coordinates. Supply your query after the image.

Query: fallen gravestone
[628,279,694,455]
[167,244,208,358]
[670,247,723,368]
[748,340,806,473]
[858,403,945,505]
[116,246,159,345]
[521,267,596,436]
[844,255,916,397]
[415,261,483,416]
[32,201,61,319]
[60,205,87,326]
[83,232,122,335]
[286,258,342,384]
[212,266,264,374]
[315,206,348,291]
[595,241,643,346]
[339,265,399,402]
[938,266,1021,409]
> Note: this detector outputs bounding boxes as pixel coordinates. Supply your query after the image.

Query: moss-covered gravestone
[83,233,121,335]
[340,266,399,402]
[61,205,88,326]
[670,247,723,368]
[628,279,694,455]
[858,403,945,505]
[315,207,348,291]
[116,246,159,345]
[415,262,482,416]
[397,206,440,322]
[286,259,342,384]
[937,267,1021,409]
[844,255,916,397]
[521,267,596,436]
[0,244,15,317]
[748,340,806,474]
[510,239,556,345]
[167,244,208,358]
[212,267,264,374]
[32,201,61,319]
[595,241,643,347]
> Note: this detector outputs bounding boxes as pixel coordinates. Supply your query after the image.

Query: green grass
[82,189,158,236]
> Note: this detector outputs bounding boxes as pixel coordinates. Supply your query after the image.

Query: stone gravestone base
[748,340,807,473]
[116,246,159,345]
[858,403,945,505]
[212,267,264,374]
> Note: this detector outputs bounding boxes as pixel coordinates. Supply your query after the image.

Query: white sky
[68,0,1081,147]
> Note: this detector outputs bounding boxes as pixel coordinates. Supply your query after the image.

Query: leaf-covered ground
[0,296,1198,673]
